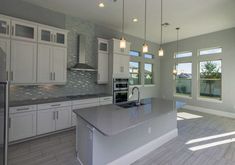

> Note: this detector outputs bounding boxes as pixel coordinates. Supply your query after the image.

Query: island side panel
[92,110,177,165]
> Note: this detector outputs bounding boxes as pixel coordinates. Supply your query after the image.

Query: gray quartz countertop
[73,98,175,136]
[10,93,112,107]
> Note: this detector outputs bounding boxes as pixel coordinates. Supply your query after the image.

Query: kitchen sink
[117,101,145,108]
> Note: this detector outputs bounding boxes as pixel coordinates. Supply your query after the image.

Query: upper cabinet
[11,20,37,42]
[98,38,109,54]
[0,17,10,38]
[38,25,67,47]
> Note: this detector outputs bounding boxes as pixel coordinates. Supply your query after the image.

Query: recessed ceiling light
[132,18,138,22]
[98,2,105,8]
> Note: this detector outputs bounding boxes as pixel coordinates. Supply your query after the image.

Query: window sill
[174,94,192,99]
[197,97,223,103]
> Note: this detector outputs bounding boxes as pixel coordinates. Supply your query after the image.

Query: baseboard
[183,105,235,119]
[108,129,178,165]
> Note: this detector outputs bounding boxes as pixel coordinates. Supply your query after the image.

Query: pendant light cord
[144,0,147,43]
[160,0,163,47]
[122,0,125,36]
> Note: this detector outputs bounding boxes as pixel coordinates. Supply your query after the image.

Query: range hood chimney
[70,35,96,71]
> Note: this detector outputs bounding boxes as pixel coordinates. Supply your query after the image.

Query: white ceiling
[23,0,235,44]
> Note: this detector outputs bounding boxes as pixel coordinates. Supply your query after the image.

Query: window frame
[144,53,154,59]
[129,50,141,57]
[129,61,141,85]
[199,47,222,56]
[175,51,193,59]
[144,63,154,85]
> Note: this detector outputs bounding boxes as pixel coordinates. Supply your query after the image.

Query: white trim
[183,105,235,119]
[108,129,178,165]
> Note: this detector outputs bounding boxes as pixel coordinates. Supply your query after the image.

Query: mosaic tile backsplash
[10,71,106,101]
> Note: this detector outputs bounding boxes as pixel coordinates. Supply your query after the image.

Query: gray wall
[160,28,235,113]
[1,0,160,101]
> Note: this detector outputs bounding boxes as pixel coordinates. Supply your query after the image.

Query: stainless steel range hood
[69,35,97,72]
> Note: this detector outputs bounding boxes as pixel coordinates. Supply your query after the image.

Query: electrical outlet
[148,127,152,134]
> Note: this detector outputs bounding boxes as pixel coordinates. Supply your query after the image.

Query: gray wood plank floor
[8,109,235,165]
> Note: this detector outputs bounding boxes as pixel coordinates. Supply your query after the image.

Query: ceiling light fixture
[142,0,148,53]
[120,0,126,49]
[173,27,180,75]
[133,18,138,22]
[98,2,105,8]
[158,0,164,56]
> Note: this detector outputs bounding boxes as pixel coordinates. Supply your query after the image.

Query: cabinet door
[38,26,54,44]
[55,107,71,131]
[37,44,53,83]
[97,53,108,84]
[54,31,67,46]
[9,111,37,142]
[98,38,108,54]
[121,55,130,78]
[0,17,10,38]
[0,38,10,80]
[11,20,37,42]
[11,40,37,84]
[52,46,67,83]
[37,109,55,135]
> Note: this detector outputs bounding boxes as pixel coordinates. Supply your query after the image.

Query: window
[144,53,154,59]
[175,63,192,96]
[144,63,153,84]
[175,52,192,58]
[129,62,140,85]
[199,60,221,100]
[199,47,222,56]
[129,50,140,57]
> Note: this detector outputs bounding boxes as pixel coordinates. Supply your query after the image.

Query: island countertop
[73,98,176,136]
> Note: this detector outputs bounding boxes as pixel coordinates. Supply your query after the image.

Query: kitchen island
[73,98,177,165]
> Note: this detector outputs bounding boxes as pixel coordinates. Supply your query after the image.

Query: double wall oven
[113,78,129,104]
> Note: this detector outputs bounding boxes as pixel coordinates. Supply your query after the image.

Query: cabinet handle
[6,25,10,35]
[8,118,11,129]
[53,111,55,120]
[51,104,61,107]
[17,107,29,111]
[11,26,14,36]
[11,71,13,81]
[56,111,59,120]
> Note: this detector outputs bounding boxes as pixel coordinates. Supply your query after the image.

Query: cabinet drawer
[10,105,37,114]
[72,102,99,110]
[99,96,113,102]
[38,101,71,110]
[72,98,99,106]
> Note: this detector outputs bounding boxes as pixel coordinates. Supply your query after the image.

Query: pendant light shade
[120,36,126,49]
[159,0,164,56]
[173,27,180,75]
[143,43,148,53]
[142,0,148,53]
[158,47,164,56]
[120,0,126,49]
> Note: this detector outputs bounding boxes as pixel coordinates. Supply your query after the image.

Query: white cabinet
[37,44,67,84]
[113,53,130,78]
[0,16,10,38]
[97,52,108,84]
[37,109,55,135]
[37,102,71,135]
[98,38,109,54]
[10,40,37,84]
[38,26,67,47]
[11,20,37,42]
[0,38,10,80]
[9,105,37,142]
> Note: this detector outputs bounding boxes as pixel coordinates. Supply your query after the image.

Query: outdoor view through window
[199,60,222,100]
[175,63,192,96]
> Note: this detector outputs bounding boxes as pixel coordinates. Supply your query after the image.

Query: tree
[200,61,221,96]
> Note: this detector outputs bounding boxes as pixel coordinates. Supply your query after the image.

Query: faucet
[132,87,140,105]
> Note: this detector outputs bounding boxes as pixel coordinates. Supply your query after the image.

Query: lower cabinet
[37,106,71,135]
[9,111,37,142]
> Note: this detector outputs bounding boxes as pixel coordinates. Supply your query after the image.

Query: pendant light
[173,27,180,75]
[120,0,126,49]
[142,0,148,53]
[158,0,164,56]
